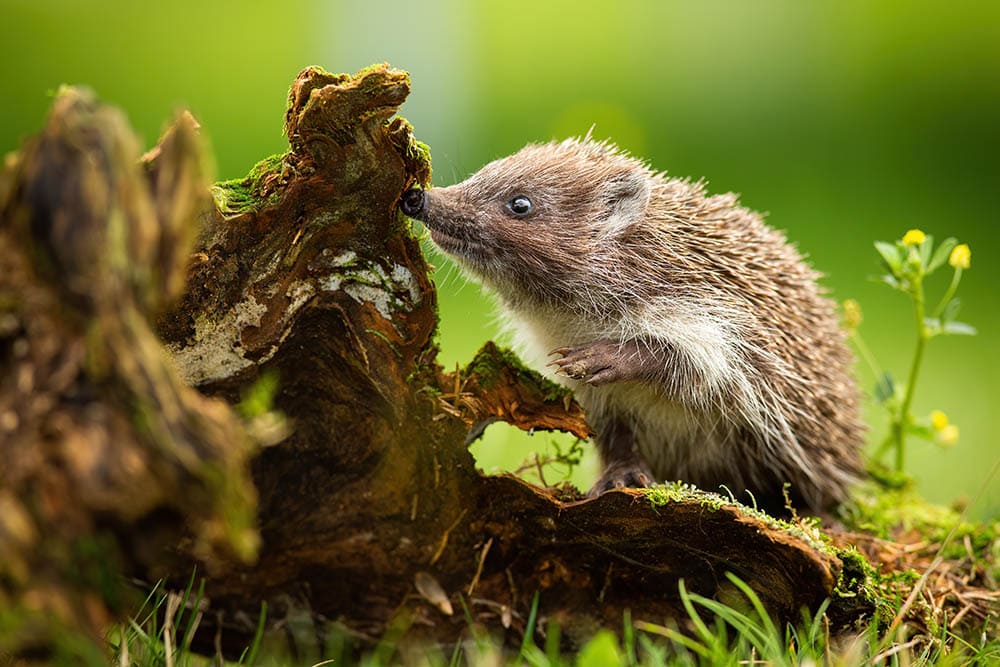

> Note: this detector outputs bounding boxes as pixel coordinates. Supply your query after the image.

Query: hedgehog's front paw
[587,460,655,498]
[548,339,623,385]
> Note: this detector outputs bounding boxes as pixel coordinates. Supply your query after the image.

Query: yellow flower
[842,299,862,330]
[938,424,959,447]
[901,229,926,246]
[930,410,948,431]
[949,243,971,269]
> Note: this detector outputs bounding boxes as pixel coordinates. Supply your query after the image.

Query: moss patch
[840,479,999,568]
[831,546,883,614]
[644,481,832,554]
[465,344,571,405]
[387,115,432,188]
[211,152,287,216]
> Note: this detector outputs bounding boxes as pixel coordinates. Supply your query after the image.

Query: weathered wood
[0,88,257,657]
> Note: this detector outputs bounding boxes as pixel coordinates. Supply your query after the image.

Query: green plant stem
[894,279,928,472]
[932,266,963,319]
[849,330,883,382]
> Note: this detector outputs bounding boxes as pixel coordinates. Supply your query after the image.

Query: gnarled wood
[0,89,257,657]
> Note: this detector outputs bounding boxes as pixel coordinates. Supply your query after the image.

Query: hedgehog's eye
[507,195,533,217]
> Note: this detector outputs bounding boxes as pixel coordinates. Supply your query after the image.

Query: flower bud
[949,243,971,270]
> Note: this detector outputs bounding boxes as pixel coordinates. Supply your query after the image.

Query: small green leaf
[942,297,961,324]
[905,422,935,441]
[918,235,934,270]
[576,630,624,667]
[874,372,895,404]
[927,237,958,273]
[943,321,977,336]
[874,241,903,275]
[878,274,901,290]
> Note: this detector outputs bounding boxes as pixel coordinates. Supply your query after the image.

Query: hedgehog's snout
[399,188,425,219]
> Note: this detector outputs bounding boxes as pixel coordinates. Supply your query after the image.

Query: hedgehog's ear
[599,170,650,235]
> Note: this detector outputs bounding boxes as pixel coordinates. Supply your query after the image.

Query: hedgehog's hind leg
[587,413,655,497]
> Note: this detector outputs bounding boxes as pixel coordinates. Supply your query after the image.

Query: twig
[889,555,943,634]
[949,603,973,629]
[467,537,494,596]
[164,592,181,667]
[872,637,922,664]
[430,509,468,565]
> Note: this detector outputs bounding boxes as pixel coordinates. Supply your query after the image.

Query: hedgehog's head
[400,138,652,306]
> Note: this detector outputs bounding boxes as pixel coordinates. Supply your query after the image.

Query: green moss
[839,479,998,568]
[409,138,431,167]
[211,152,287,216]
[353,62,393,80]
[832,546,878,601]
[406,136,432,186]
[542,383,573,404]
[643,481,832,554]
[301,64,349,85]
[645,480,726,511]
[826,544,890,627]
[237,370,280,419]
[467,345,518,388]
[389,115,432,188]
[465,344,570,406]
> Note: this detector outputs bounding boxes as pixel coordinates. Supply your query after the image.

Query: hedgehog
[399,137,864,514]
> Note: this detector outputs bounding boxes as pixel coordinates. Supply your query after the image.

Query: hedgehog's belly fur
[506,305,763,495]
[576,382,760,494]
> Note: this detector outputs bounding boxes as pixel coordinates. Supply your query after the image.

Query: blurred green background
[3,1,997,517]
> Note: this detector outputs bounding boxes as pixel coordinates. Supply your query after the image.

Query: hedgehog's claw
[587,461,654,497]
[547,340,619,383]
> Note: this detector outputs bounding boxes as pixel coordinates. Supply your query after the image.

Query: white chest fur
[499,301,738,482]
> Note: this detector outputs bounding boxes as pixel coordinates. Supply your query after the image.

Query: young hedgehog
[400,138,864,514]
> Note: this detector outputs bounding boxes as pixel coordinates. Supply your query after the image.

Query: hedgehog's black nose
[400,188,425,218]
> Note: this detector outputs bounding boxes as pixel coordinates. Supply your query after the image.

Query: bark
[0,65,872,659]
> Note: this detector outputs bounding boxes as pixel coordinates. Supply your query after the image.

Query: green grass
[109,570,265,667]
[108,569,998,667]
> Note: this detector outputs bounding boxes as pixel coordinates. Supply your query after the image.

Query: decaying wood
[4,64,992,660]
[0,89,257,657]
[443,342,590,443]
